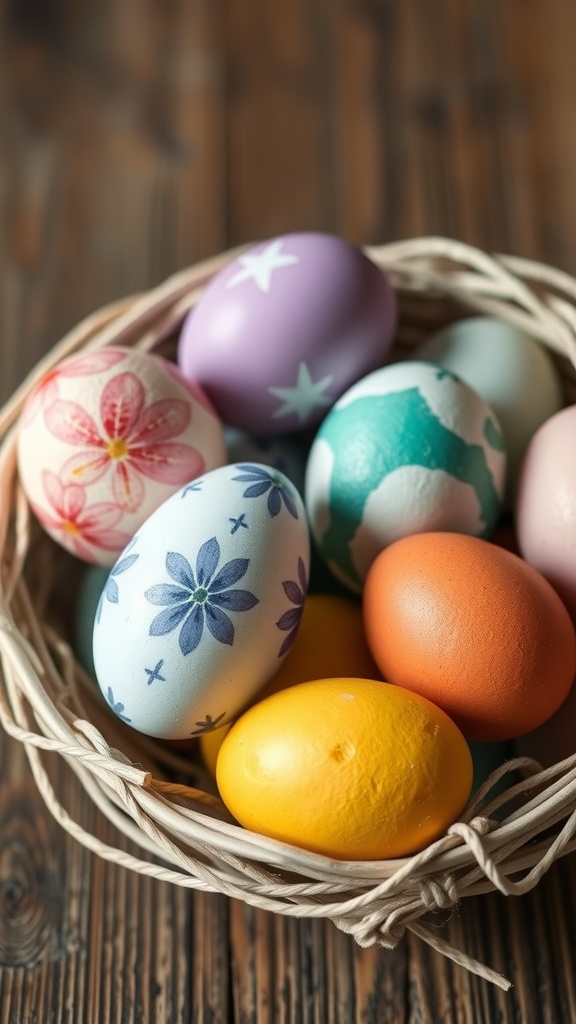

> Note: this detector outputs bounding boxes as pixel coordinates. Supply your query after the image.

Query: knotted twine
[3,237,576,990]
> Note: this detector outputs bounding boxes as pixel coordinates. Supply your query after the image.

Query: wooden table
[2,2,576,1020]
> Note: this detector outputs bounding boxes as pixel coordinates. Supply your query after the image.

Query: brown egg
[363,532,576,741]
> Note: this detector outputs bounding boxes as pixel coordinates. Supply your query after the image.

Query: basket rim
[3,234,576,990]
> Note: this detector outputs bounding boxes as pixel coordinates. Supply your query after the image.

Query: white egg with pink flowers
[17,347,226,566]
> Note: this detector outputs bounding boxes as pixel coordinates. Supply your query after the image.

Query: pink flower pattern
[45,371,205,513]
[22,349,128,426]
[33,471,131,561]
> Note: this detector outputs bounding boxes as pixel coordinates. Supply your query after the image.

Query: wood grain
[3,1,576,1020]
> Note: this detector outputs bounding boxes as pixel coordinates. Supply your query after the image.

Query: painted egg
[416,316,563,502]
[515,405,576,620]
[17,347,226,566]
[363,532,576,741]
[177,233,397,434]
[305,360,506,592]
[216,678,473,860]
[92,463,310,739]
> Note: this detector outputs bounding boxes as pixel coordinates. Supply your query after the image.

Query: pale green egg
[417,317,563,502]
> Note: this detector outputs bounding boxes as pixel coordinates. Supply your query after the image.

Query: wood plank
[1,0,228,404]
[223,0,336,243]
[3,0,576,1020]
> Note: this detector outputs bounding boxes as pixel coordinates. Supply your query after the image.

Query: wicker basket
[2,236,576,992]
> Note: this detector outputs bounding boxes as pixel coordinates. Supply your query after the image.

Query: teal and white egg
[304,360,506,592]
[93,463,310,739]
[416,316,563,501]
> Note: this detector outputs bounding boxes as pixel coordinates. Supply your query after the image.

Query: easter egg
[177,233,397,434]
[216,678,473,860]
[18,347,226,565]
[515,405,576,621]
[92,463,310,739]
[200,593,380,773]
[416,317,563,500]
[363,532,576,741]
[305,361,506,592]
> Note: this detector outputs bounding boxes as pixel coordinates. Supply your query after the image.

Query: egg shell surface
[416,316,563,501]
[93,463,310,739]
[305,360,506,592]
[515,405,576,621]
[200,592,381,773]
[363,532,576,741]
[216,677,473,860]
[17,347,226,566]
[177,233,397,434]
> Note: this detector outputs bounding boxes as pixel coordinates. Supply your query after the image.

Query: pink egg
[18,347,226,565]
[177,233,397,434]
[515,405,576,619]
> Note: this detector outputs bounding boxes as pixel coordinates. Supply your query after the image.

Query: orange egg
[363,532,576,741]
[200,594,380,773]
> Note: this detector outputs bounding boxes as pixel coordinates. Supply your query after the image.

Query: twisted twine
[2,236,576,990]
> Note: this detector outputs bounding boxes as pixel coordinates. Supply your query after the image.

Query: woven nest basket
[2,236,576,991]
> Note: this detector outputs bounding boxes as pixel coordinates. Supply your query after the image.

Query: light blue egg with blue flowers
[92,463,310,739]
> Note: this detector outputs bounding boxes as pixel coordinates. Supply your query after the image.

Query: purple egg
[177,233,397,434]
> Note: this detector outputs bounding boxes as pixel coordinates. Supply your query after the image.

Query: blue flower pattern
[181,480,204,497]
[190,712,227,735]
[276,556,308,657]
[232,464,299,519]
[96,536,139,623]
[144,660,166,685]
[106,687,131,723]
[145,537,259,655]
[229,513,248,534]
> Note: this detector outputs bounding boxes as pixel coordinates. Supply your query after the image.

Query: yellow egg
[199,594,380,774]
[216,678,473,860]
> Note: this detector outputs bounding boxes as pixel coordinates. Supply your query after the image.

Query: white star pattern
[269,362,334,423]
[225,240,300,293]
